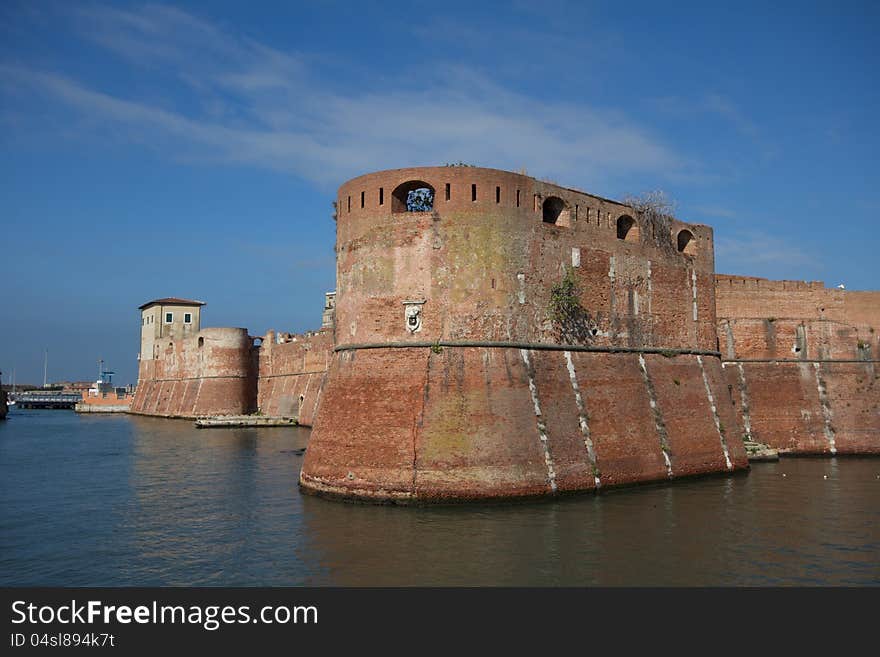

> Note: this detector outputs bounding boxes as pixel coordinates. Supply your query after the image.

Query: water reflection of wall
[4,413,876,585]
[296,459,878,586]
[126,416,312,584]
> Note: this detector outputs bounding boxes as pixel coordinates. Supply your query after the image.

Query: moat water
[1,409,877,586]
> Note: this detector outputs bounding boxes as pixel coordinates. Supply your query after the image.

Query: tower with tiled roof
[138,297,205,363]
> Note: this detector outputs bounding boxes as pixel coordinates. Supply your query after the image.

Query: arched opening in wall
[392,181,435,213]
[542,196,570,227]
[198,337,204,348]
[616,215,639,242]
[677,229,697,256]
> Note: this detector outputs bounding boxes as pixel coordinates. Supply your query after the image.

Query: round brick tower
[300,166,748,503]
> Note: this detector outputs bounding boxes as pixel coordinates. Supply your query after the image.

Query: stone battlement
[337,166,713,274]
[334,166,716,357]
[715,274,826,291]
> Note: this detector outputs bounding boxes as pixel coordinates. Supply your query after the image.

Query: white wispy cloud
[715,230,813,269]
[1,3,703,188]
[691,204,740,220]
[652,93,760,139]
[701,94,759,138]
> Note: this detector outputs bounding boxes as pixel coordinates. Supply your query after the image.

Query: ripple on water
[1,410,878,585]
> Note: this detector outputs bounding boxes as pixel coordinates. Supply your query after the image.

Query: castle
[129,296,333,427]
[131,166,880,503]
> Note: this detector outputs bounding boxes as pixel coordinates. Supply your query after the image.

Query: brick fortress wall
[716,275,880,454]
[130,321,334,423]
[300,166,748,503]
[257,329,333,427]
[129,327,257,418]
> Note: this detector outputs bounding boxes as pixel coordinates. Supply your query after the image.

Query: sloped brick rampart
[130,327,256,418]
[301,346,747,502]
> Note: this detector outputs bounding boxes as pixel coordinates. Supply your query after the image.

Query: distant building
[58,381,93,393]
[322,291,336,329]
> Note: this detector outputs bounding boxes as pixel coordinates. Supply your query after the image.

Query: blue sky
[1,0,878,385]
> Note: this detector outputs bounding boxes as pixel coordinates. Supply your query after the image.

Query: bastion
[716,275,880,455]
[300,166,749,503]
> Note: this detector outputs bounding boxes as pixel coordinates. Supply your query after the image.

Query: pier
[195,415,297,428]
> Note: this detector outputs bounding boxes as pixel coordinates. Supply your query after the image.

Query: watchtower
[138,297,205,362]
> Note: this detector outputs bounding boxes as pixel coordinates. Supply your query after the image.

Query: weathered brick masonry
[300,166,748,502]
[130,327,257,418]
[257,330,333,427]
[716,275,880,455]
[131,165,878,502]
[131,325,333,423]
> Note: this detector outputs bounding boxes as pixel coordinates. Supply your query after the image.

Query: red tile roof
[138,298,206,310]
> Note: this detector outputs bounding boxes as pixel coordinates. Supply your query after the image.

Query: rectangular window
[165,312,173,323]
[347,196,351,212]
[495,186,501,203]
[360,191,365,208]
[471,184,477,202]
[379,187,384,205]
[575,204,579,222]
[516,190,520,207]
[184,313,192,324]
[445,183,450,201]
